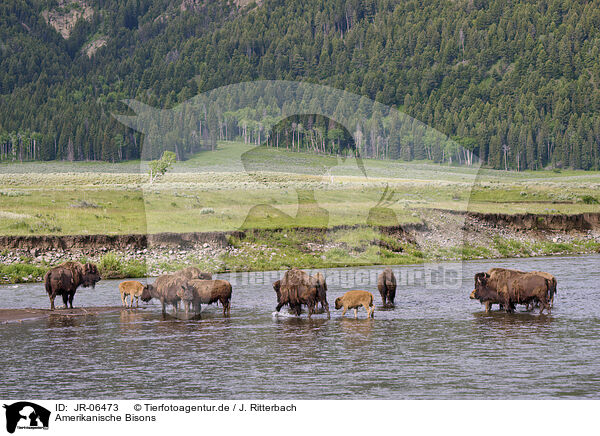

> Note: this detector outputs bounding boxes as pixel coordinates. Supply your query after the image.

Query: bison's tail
[547,278,557,303]
[44,271,52,295]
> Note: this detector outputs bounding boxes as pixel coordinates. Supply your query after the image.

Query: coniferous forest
[2,0,600,169]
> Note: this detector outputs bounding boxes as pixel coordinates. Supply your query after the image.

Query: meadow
[1,141,600,236]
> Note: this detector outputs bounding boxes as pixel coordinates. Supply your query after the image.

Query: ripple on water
[1,255,600,399]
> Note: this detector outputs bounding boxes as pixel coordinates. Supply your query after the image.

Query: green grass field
[1,141,599,236]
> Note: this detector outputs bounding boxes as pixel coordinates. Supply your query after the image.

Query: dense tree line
[1,0,600,169]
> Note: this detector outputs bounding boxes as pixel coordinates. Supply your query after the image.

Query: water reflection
[46,314,83,329]
[2,255,600,399]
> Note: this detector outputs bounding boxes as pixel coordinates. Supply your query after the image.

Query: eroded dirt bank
[1,211,599,284]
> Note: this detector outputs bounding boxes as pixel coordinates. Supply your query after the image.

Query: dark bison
[174,266,212,281]
[186,279,232,316]
[44,261,101,310]
[484,268,557,311]
[470,269,552,314]
[141,274,194,315]
[377,267,397,307]
[275,268,317,317]
[313,272,330,318]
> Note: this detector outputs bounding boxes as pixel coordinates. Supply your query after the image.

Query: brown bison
[44,261,101,310]
[275,268,317,317]
[140,274,195,315]
[484,268,557,311]
[335,290,375,318]
[377,267,397,307]
[313,272,330,318]
[471,269,552,314]
[174,266,212,281]
[186,279,232,316]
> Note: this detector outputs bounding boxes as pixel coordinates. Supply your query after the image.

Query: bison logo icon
[3,402,50,434]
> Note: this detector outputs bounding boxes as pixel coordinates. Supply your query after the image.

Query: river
[1,255,599,399]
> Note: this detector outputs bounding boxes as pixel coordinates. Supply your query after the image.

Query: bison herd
[42,261,558,317]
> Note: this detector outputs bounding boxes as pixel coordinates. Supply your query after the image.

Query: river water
[1,255,599,399]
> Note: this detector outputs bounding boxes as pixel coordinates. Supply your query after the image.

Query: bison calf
[335,290,374,319]
[119,280,148,308]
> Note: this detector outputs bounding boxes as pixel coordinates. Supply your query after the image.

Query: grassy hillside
[1,142,599,236]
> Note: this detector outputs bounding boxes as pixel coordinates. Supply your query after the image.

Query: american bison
[186,279,232,316]
[275,268,317,317]
[335,290,374,319]
[119,280,148,308]
[377,267,397,307]
[174,266,212,281]
[471,269,552,314]
[483,268,557,311]
[313,272,330,318]
[44,261,101,310]
[140,274,194,315]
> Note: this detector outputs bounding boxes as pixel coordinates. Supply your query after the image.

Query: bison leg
[61,293,69,309]
[68,292,74,309]
[275,302,284,312]
[341,307,347,317]
[485,302,492,313]
[353,308,358,319]
[49,293,56,311]
[121,292,127,307]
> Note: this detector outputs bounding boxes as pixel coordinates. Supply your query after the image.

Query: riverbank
[1,210,599,284]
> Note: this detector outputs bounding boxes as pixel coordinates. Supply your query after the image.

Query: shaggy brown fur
[119,280,148,308]
[313,272,330,318]
[187,279,232,316]
[44,261,101,310]
[334,290,374,319]
[471,269,551,314]
[485,268,557,310]
[174,266,212,281]
[276,268,317,317]
[141,274,194,315]
[377,268,397,307]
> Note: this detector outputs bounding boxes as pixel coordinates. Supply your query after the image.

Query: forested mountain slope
[1,0,600,170]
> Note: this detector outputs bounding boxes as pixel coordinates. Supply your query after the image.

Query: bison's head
[176,284,194,305]
[141,284,154,302]
[81,263,101,289]
[472,272,493,301]
[334,297,343,310]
